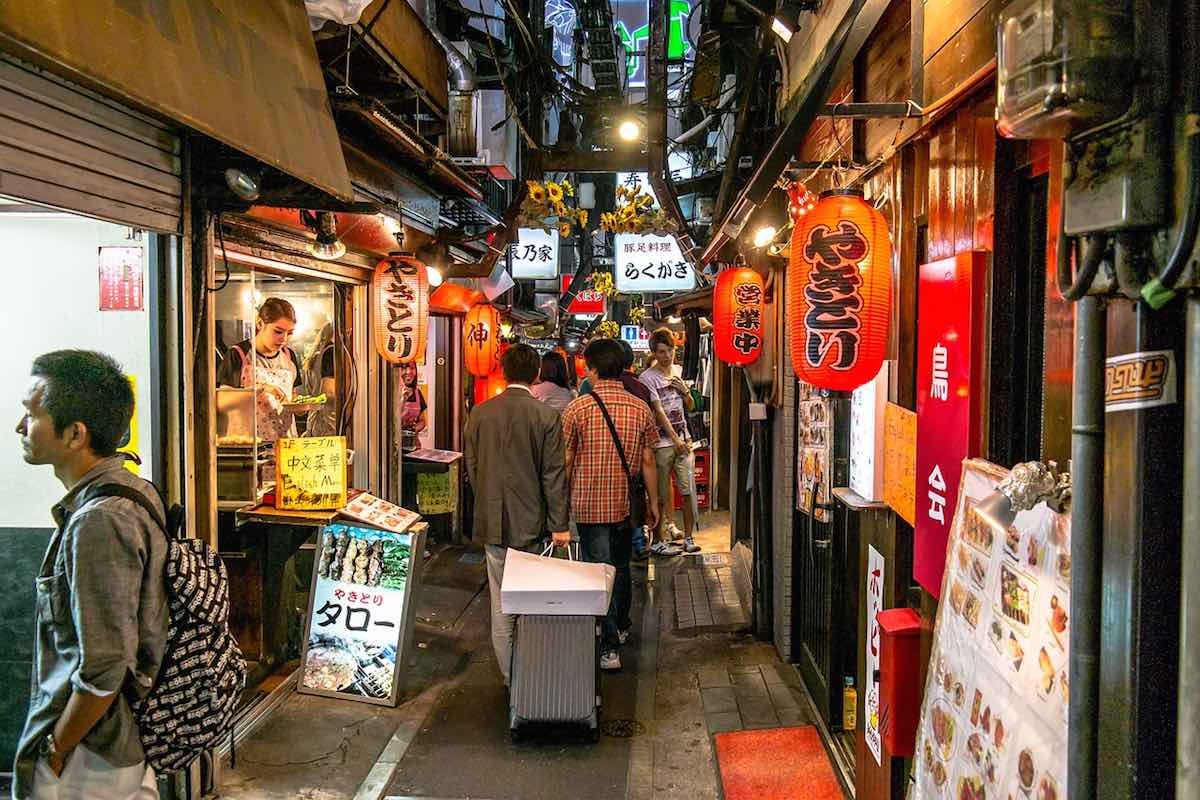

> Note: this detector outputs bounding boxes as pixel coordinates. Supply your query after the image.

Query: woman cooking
[217,297,303,442]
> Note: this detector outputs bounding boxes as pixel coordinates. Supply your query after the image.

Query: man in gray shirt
[464,343,570,684]
[12,350,167,799]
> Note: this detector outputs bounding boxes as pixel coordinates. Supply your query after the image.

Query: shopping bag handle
[540,541,579,560]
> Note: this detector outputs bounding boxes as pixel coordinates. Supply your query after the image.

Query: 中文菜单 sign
[276,436,348,510]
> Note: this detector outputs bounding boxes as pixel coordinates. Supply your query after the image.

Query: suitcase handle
[540,541,579,561]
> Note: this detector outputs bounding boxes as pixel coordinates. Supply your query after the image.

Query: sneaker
[601,650,622,670]
[664,521,684,540]
[632,547,650,562]
[682,537,701,554]
[618,628,631,645]
[650,541,682,557]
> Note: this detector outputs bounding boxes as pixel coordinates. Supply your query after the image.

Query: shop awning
[0,0,355,201]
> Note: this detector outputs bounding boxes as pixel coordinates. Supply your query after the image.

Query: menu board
[416,462,459,514]
[883,403,917,525]
[850,363,889,502]
[276,436,348,510]
[796,382,832,523]
[909,460,1070,800]
[341,492,420,534]
[299,523,425,706]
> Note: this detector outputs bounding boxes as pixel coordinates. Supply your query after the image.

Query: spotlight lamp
[301,210,346,261]
[752,225,778,249]
[772,0,819,43]
[426,266,444,287]
[224,167,261,202]
[618,119,641,142]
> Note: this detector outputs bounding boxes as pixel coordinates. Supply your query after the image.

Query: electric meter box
[996,0,1135,140]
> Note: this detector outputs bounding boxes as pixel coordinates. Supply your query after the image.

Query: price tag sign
[276,436,348,510]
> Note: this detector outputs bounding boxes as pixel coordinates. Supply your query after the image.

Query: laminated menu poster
[908,460,1070,800]
[299,523,426,706]
[341,492,420,534]
[276,436,348,510]
[796,382,833,523]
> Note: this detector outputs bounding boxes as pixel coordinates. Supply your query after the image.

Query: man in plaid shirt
[562,339,660,670]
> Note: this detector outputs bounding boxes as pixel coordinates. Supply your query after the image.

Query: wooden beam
[537,148,649,173]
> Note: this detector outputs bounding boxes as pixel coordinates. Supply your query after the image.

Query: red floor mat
[714,726,843,800]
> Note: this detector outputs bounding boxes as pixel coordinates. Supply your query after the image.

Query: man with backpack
[12,350,167,799]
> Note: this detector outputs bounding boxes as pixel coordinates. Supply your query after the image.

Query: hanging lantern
[473,370,507,404]
[574,353,587,379]
[713,267,765,366]
[373,254,429,365]
[464,303,502,377]
[787,181,817,223]
[788,189,891,392]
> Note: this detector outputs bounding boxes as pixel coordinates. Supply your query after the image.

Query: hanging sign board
[561,275,607,315]
[865,545,885,766]
[98,245,144,311]
[909,460,1070,800]
[299,523,426,706]
[621,324,650,351]
[850,362,890,502]
[915,252,987,598]
[417,461,460,514]
[613,233,695,293]
[276,436,348,510]
[510,227,560,279]
[883,403,917,526]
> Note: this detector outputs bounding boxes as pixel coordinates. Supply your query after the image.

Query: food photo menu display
[909,460,1070,800]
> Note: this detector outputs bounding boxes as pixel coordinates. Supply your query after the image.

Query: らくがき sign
[914,252,988,597]
[510,227,560,279]
[613,233,695,293]
[300,523,426,706]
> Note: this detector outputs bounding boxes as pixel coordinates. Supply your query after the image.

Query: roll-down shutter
[0,55,182,232]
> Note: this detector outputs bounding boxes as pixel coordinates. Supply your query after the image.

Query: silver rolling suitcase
[509,614,601,739]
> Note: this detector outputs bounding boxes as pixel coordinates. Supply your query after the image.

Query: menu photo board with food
[299,523,426,706]
[341,492,420,534]
[796,382,833,523]
[909,459,1070,800]
[276,436,348,510]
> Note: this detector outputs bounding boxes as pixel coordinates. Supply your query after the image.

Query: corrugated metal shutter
[0,55,182,232]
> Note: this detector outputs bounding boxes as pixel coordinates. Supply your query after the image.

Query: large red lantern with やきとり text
[713,267,765,366]
[374,254,429,364]
[788,189,892,391]
[464,303,502,377]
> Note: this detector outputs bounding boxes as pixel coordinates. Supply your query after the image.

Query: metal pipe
[1178,294,1200,797]
[424,0,477,91]
[1057,230,1107,302]
[1069,294,1105,800]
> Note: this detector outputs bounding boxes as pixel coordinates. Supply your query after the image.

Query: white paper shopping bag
[500,545,615,615]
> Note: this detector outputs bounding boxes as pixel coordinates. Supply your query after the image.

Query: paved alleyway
[219,515,841,800]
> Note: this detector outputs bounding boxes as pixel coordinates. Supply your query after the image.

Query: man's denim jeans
[577,519,632,652]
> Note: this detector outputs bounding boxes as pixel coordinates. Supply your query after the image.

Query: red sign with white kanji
[98,246,144,311]
[914,251,988,597]
[562,275,606,315]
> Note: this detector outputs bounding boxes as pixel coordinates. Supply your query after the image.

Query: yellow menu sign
[882,403,916,525]
[276,436,348,510]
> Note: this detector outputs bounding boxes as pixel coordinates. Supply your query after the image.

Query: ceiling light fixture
[753,225,778,249]
[426,265,444,287]
[618,120,641,142]
[772,1,818,43]
[224,167,261,202]
[301,210,346,261]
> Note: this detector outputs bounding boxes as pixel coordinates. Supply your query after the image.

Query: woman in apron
[398,362,427,451]
[217,297,302,443]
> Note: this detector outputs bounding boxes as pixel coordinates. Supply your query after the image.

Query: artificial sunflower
[547,182,564,202]
[559,221,572,237]
[577,209,588,227]
[527,181,546,202]
[553,200,567,217]
[563,180,575,197]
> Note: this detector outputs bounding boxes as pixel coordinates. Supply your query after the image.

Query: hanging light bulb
[301,211,346,260]
[426,265,444,287]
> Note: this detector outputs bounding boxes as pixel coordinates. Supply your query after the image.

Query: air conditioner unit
[449,89,518,180]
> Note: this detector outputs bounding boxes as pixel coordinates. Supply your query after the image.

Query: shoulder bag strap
[78,483,170,538]
[591,393,633,479]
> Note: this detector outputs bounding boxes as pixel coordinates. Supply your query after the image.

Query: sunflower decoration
[595,320,621,339]
[589,270,617,298]
[519,179,588,237]
[600,181,678,236]
[628,305,647,325]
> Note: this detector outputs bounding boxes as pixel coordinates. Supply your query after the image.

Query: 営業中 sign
[299,523,426,706]
[915,252,987,598]
[614,233,695,293]
[510,228,559,279]
[276,436,348,510]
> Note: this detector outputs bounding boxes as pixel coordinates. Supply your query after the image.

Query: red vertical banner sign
[914,251,988,597]
[98,246,144,311]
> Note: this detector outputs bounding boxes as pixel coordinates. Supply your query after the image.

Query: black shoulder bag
[591,393,648,527]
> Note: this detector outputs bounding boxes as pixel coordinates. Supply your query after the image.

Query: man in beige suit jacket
[464,343,570,684]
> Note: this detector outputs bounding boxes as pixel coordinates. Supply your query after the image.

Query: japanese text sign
[373,255,428,365]
[613,233,696,293]
[915,252,987,597]
[300,523,426,706]
[276,436,348,510]
[850,362,889,501]
[98,245,144,311]
[865,546,885,766]
[883,403,917,525]
[909,460,1070,799]
[510,227,559,279]
[561,275,606,315]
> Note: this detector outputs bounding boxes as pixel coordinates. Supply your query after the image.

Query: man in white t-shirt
[639,328,700,555]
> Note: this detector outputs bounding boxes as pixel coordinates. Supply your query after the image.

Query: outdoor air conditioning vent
[448,89,517,180]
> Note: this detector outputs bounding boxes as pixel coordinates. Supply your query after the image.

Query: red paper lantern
[373,254,428,365]
[464,303,501,377]
[788,189,891,391]
[473,370,507,404]
[713,267,765,366]
[574,353,588,379]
